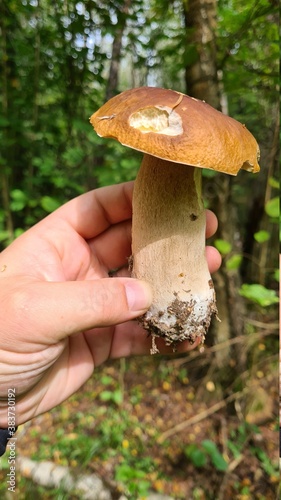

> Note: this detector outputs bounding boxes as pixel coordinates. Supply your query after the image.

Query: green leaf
[210,451,228,471]
[268,177,279,189]
[254,448,279,477]
[254,230,270,243]
[101,375,114,385]
[99,391,114,402]
[273,269,279,282]
[112,389,123,405]
[191,449,207,467]
[214,239,232,256]
[115,463,147,481]
[14,228,25,239]
[136,479,152,495]
[239,284,279,307]
[10,189,28,212]
[202,168,217,178]
[184,444,207,467]
[40,196,61,213]
[99,389,123,405]
[226,253,243,270]
[0,230,10,242]
[227,440,242,459]
[265,197,279,218]
[10,200,26,212]
[201,439,218,454]
[202,440,228,471]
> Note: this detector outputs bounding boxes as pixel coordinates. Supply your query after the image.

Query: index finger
[53,181,134,240]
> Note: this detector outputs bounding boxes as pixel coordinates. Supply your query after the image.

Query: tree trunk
[182,0,246,372]
[242,106,280,286]
[105,0,132,101]
[183,0,220,109]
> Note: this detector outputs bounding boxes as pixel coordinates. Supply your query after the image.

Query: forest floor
[0,339,279,500]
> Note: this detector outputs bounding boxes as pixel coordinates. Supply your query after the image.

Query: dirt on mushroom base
[138,290,218,353]
[129,256,218,351]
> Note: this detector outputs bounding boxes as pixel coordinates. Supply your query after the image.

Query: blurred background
[0,0,279,498]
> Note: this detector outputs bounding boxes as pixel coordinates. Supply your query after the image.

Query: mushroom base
[138,291,217,352]
[132,155,218,353]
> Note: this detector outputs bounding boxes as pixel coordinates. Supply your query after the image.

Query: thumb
[11,278,153,343]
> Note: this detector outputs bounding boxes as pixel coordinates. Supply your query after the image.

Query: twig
[245,319,279,330]
[157,389,248,443]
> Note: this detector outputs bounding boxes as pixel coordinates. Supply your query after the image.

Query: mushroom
[90,87,260,353]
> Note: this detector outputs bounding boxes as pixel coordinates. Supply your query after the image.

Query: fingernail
[125,280,152,312]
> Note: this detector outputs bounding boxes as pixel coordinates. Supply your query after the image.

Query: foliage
[185,440,228,471]
[0,0,278,238]
[254,230,270,243]
[239,283,279,307]
[115,463,151,497]
[214,238,232,256]
[265,196,279,219]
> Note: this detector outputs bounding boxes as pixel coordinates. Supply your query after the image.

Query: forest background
[0,0,279,499]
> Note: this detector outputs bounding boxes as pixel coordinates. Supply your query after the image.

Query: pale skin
[0,181,221,427]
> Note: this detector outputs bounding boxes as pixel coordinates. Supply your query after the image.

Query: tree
[183,0,221,109]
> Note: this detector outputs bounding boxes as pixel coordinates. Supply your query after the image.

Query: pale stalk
[132,155,217,351]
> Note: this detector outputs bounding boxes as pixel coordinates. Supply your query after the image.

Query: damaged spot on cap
[242,160,257,172]
[129,106,183,136]
[97,114,116,121]
[242,147,260,173]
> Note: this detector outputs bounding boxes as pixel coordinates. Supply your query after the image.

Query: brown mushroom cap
[90,87,260,176]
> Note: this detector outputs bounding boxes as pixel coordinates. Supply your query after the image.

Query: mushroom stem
[132,154,217,349]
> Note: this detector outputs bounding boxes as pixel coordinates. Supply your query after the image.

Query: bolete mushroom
[90,87,260,353]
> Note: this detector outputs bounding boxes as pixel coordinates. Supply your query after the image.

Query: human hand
[0,181,221,425]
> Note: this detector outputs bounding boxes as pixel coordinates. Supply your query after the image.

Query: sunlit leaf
[214,239,232,256]
[254,230,270,243]
[202,440,228,471]
[268,177,279,189]
[40,196,61,213]
[273,269,279,282]
[239,284,279,307]
[10,189,28,212]
[101,375,114,385]
[210,451,228,471]
[265,197,279,218]
[226,253,243,270]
